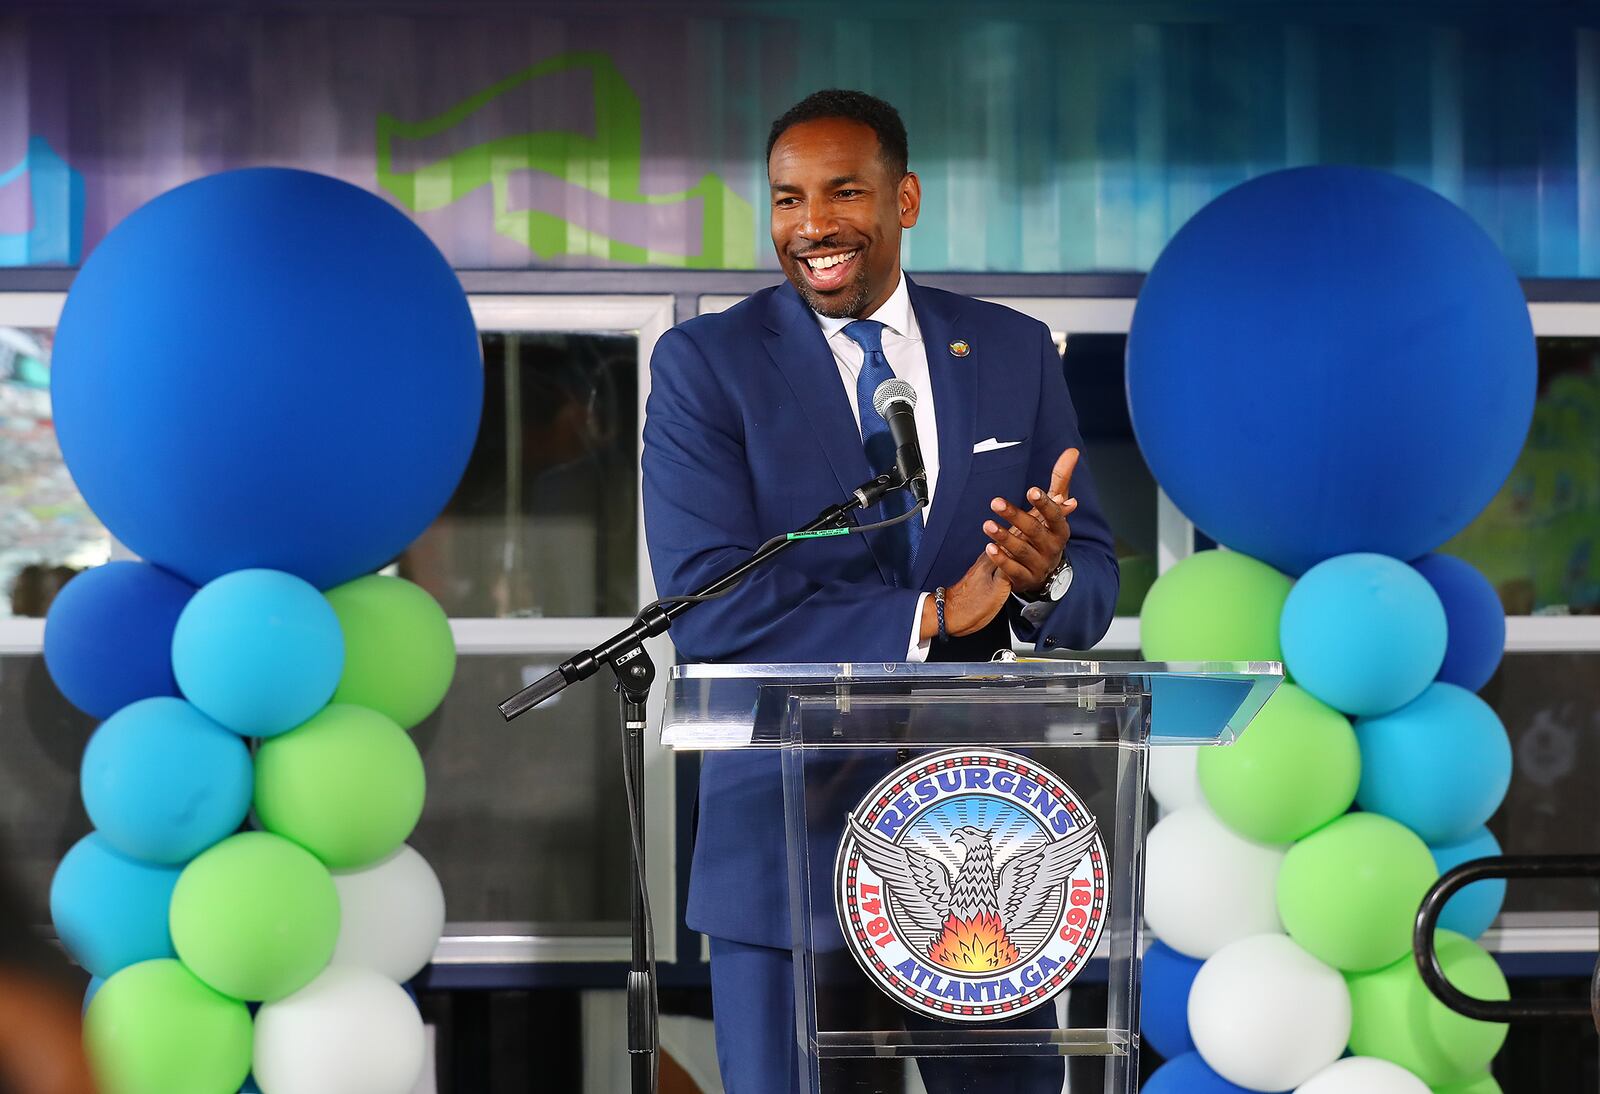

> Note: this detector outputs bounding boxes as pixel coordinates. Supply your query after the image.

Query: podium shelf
[662,659,1281,750]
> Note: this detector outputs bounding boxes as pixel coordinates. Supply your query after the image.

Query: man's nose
[797,199,839,241]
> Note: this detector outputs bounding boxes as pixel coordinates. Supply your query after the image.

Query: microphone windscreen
[871,377,917,418]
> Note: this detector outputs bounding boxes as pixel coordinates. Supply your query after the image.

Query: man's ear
[899,172,921,229]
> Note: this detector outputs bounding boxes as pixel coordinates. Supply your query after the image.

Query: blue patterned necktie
[842,319,923,586]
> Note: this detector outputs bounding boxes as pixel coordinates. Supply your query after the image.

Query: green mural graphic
[377,52,755,268]
[1444,347,1600,615]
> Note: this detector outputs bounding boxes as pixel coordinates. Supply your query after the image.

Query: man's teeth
[806,251,857,271]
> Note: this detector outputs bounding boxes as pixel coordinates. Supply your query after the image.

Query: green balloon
[1277,812,1437,971]
[1139,549,1291,662]
[325,575,455,729]
[1433,1073,1502,1094]
[1198,683,1359,843]
[85,958,251,1094]
[255,702,425,869]
[169,832,339,1002]
[1348,930,1509,1085]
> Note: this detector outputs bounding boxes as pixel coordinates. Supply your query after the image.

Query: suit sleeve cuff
[908,592,932,663]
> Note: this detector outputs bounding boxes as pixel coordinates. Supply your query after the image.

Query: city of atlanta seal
[834,747,1108,1023]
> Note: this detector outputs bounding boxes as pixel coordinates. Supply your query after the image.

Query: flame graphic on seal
[926,910,1021,971]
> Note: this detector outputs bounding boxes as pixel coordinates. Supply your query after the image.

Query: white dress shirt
[809,273,939,661]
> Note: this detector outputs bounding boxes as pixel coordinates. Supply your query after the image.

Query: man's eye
[836,190,862,198]
[774,197,799,208]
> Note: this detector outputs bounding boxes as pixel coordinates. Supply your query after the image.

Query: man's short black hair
[766,89,909,178]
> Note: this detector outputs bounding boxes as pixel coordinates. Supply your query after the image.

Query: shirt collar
[812,271,917,341]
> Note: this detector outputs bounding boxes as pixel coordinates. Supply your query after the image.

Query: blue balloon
[1142,941,1202,1059]
[43,561,196,719]
[1127,166,1536,577]
[50,833,180,978]
[1281,553,1447,716]
[1355,683,1512,845]
[50,167,482,591]
[1412,553,1506,692]
[1142,1051,1274,1094]
[171,569,343,737]
[1429,826,1507,940]
[81,697,253,863]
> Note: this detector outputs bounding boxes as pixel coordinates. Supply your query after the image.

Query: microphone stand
[497,468,919,1094]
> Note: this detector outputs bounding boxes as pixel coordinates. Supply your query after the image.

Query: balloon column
[1127,167,1534,1093]
[43,168,481,1094]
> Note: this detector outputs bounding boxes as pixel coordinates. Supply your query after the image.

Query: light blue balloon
[81,696,253,863]
[1430,826,1507,940]
[1281,552,1447,716]
[172,569,344,737]
[1355,683,1512,845]
[50,833,181,979]
[83,976,104,1015]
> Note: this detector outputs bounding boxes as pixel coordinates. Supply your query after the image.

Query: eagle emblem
[834,748,1108,1023]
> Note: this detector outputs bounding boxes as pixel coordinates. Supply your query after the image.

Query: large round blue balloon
[1412,553,1506,692]
[171,569,344,738]
[43,561,196,720]
[81,697,253,863]
[50,168,482,591]
[1430,826,1507,940]
[1354,683,1512,845]
[1127,167,1536,576]
[1142,940,1203,1059]
[1280,552,1447,717]
[1142,1051,1272,1094]
[50,833,181,978]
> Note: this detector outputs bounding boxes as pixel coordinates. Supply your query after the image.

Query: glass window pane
[1060,333,1157,616]
[1482,651,1600,916]
[0,655,93,918]
[0,326,111,618]
[1444,336,1600,615]
[400,331,639,619]
[410,653,631,932]
[0,650,637,935]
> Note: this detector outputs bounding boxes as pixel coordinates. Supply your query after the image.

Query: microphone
[871,378,929,507]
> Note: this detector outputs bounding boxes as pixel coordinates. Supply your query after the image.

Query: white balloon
[1189,934,1350,1092]
[331,844,446,982]
[1144,804,1285,958]
[1149,745,1202,812]
[255,965,426,1094]
[1296,1056,1430,1093]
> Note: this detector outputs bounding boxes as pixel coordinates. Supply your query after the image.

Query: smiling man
[642,89,1119,1092]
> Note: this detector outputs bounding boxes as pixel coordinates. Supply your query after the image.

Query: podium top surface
[661,659,1282,750]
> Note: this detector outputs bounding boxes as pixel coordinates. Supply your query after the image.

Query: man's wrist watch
[1019,554,1074,626]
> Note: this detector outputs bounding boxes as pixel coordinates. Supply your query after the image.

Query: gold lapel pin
[949,340,970,357]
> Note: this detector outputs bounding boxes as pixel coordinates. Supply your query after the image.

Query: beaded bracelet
[935,586,948,641]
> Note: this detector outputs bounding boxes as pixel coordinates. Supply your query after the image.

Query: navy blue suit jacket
[642,276,1118,947]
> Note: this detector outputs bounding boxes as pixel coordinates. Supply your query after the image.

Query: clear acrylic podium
[663,659,1281,1094]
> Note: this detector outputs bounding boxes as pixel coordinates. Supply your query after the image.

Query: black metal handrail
[1413,853,1600,1024]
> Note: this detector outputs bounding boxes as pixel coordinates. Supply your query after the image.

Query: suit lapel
[908,276,976,589]
[763,283,896,586]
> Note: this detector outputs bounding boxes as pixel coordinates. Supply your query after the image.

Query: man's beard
[791,262,873,319]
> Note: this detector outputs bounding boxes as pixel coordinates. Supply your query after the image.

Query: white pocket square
[972,437,1022,453]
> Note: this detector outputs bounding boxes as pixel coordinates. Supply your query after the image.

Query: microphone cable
[643,499,929,610]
